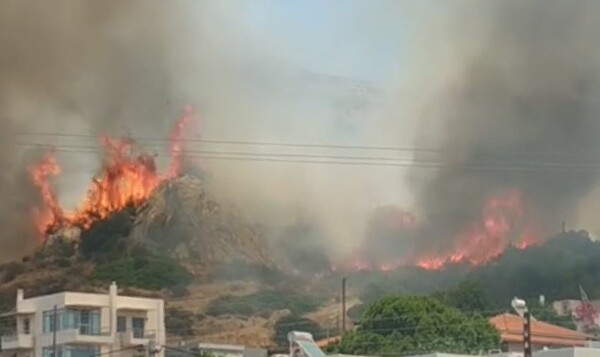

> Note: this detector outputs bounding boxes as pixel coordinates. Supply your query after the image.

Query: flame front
[415,189,539,270]
[29,108,196,238]
[29,151,63,237]
[343,189,540,272]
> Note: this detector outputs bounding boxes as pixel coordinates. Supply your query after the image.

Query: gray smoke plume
[6,0,600,267]
[0,0,401,263]
[407,0,600,252]
[0,0,180,260]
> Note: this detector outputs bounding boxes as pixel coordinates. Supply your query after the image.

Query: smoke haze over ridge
[0,0,417,262]
[405,0,600,254]
[2,0,600,265]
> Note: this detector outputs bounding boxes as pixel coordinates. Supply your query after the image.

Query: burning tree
[29,106,197,239]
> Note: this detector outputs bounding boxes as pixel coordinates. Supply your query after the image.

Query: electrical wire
[14,142,600,173]
[16,131,600,161]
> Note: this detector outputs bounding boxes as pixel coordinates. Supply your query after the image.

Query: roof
[195,343,245,351]
[490,313,589,347]
[315,336,340,348]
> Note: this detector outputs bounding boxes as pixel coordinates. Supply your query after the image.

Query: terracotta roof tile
[316,336,341,347]
[489,313,589,347]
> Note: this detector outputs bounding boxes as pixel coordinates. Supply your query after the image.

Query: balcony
[1,333,34,349]
[119,330,155,347]
[58,328,113,345]
[37,328,113,346]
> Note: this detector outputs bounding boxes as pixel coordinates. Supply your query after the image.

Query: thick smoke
[407,0,600,252]
[0,1,181,260]
[0,0,412,262]
[5,0,599,267]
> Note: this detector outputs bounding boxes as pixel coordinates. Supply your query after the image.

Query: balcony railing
[119,329,157,346]
[1,333,34,349]
[38,327,112,346]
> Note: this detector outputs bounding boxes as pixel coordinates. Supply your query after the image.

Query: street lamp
[511,298,532,357]
[341,277,347,334]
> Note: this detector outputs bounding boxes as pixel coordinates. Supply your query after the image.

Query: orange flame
[29,151,63,237]
[342,189,540,272]
[415,189,539,270]
[29,107,196,238]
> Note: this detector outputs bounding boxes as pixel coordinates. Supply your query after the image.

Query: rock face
[129,175,271,270]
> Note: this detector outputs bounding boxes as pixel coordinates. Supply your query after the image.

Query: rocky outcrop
[129,175,272,270]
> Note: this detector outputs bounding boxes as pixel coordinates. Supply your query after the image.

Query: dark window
[132,318,145,338]
[23,318,30,334]
[117,316,127,333]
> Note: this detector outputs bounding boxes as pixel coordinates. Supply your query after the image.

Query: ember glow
[342,189,540,272]
[29,151,63,237]
[415,189,539,270]
[29,107,196,237]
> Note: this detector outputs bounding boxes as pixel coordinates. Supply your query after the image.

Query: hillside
[0,174,327,348]
[2,169,600,348]
[130,175,272,272]
[348,231,600,314]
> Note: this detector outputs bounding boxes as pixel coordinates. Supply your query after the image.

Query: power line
[15,142,600,173]
[16,131,600,160]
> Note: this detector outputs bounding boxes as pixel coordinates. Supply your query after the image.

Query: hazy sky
[236,0,410,83]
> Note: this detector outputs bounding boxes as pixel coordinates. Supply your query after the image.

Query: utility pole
[52,305,57,357]
[341,277,347,334]
[523,311,532,357]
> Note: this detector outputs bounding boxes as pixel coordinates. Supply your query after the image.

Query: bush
[1,262,25,283]
[337,295,499,356]
[79,207,135,262]
[92,255,192,290]
[55,258,72,268]
[165,308,195,337]
[169,285,190,298]
[206,290,319,317]
[209,261,284,284]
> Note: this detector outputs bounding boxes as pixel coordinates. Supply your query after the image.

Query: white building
[0,282,165,357]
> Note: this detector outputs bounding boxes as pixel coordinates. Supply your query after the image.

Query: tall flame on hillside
[29,106,197,238]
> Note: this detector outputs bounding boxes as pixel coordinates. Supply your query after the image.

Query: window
[117,316,127,333]
[43,311,57,333]
[132,317,145,338]
[23,318,30,334]
[78,310,100,335]
[42,347,62,357]
[65,345,100,357]
[43,309,100,335]
[43,345,99,357]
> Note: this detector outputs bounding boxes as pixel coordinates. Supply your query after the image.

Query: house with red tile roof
[316,313,593,355]
[490,313,592,352]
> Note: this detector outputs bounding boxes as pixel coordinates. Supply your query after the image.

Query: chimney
[109,282,118,297]
[17,289,24,302]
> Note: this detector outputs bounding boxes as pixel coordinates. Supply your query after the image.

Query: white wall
[6,284,165,357]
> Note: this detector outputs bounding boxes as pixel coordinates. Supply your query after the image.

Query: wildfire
[29,151,63,236]
[29,107,196,237]
[342,189,540,272]
[415,189,539,270]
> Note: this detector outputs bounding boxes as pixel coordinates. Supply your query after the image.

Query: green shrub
[92,256,192,290]
[206,290,319,317]
[79,207,135,262]
[209,261,284,284]
[55,258,72,268]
